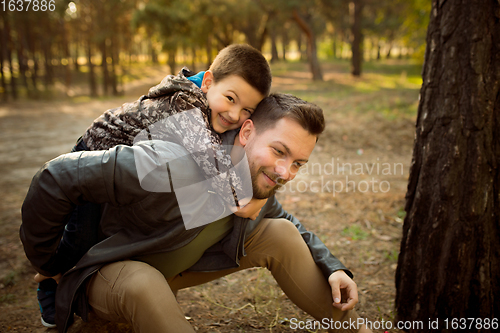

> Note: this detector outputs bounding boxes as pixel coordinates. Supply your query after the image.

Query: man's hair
[251,93,325,137]
[209,44,272,96]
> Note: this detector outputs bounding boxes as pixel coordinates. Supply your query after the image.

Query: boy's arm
[232,198,268,220]
[20,146,149,277]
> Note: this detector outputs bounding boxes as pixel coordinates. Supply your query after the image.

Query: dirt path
[0,66,416,332]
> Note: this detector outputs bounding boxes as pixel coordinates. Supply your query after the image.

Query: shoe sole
[41,317,57,328]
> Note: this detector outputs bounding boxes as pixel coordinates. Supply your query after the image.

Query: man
[20,93,370,333]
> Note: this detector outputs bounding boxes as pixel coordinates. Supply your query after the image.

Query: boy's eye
[244,109,253,115]
[226,96,235,103]
[273,148,284,155]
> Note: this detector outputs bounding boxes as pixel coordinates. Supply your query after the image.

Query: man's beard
[251,166,285,199]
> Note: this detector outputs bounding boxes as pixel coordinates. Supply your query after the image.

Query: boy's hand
[34,273,62,284]
[328,270,359,311]
[232,198,268,220]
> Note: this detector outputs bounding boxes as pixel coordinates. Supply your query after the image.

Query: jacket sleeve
[263,197,353,279]
[20,145,149,277]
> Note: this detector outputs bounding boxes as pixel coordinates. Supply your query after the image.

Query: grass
[270,58,422,123]
[341,225,370,241]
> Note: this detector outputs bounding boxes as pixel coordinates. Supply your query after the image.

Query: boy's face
[201,72,264,134]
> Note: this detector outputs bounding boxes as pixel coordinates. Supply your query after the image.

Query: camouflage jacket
[81,68,249,207]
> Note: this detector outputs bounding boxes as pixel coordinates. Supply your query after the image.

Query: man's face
[240,118,317,199]
[201,72,264,134]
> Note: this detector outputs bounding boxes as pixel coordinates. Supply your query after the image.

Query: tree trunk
[3,15,17,100]
[206,35,213,68]
[190,46,197,72]
[297,33,304,61]
[350,0,364,77]
[59,19,72,96]
[167,48,176,75]
[43,39,54,88]
[0,17,6,101]
[386,41,393,58]
[292,9,323,81]
[110,36,119,96]
[282,28,288,61]
[270,26,279,63]
[395,0,500,330]
[16,30,31,97]
[73,37,80,72]
[26,22,40,97]
[101,40,109,96]
[332,35,337,59]
[87,39,97,97]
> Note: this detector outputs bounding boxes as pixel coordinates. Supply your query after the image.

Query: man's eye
[293,162,304,169]
[273,148,284,155]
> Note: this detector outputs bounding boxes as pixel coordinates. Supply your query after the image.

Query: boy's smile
[201,72,264,134]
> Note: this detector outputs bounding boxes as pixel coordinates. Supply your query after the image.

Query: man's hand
[34,273,62,284]
[232,198,268,220]
[328,270,359,311]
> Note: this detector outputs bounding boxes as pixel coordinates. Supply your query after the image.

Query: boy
[35,43,272,327]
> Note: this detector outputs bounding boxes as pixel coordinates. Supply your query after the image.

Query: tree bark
[43,39,54,88]
[395,0,500,330]
[3,15,17,100]
[16,29,31,97]
[110,36,119,96]
[60,18,72,96]
[350,0,364,76]
[281,28,288,61]
[0,16,7,101]
[87,38,97,97]
[100,40,109,96]
[206,35,213,68]
[292,9,323,81]
[167,48,176,75]
[190,46,197,72]
[296,33,304,61]
[270,26,279,63]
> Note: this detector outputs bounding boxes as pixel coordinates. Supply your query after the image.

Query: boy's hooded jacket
[83,67,249,209]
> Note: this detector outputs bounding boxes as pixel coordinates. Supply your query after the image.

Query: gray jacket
[20,140,351,333]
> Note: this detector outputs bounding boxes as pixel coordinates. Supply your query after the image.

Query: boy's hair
[209,44,272,96]
[251,93,325,137]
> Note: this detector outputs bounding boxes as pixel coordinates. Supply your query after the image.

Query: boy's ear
[238,119,254,147]
[201,70,214,93]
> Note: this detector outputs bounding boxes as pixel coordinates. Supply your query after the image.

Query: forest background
[0,0,430,100]
[1,0,431,332]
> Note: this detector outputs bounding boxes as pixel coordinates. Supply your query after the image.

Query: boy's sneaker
[37,278,57,328]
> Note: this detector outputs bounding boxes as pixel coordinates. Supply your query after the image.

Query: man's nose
[275,163,293,182]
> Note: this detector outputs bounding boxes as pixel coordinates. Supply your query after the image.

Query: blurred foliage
[0,0,430,101]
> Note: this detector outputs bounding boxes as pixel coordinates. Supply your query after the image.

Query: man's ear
[238,119,254,147]
[200,70,214,93]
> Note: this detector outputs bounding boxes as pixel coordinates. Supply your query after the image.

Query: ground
[0,59,420,332]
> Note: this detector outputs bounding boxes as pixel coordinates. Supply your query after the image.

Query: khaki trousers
[87,218,361,332]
